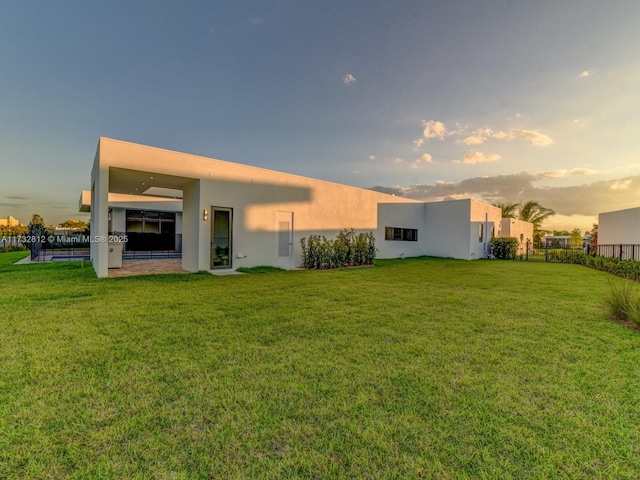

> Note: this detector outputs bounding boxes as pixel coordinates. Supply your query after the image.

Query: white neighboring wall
[599,207,640,245]
[424,199,503,259]
[501,218,534,254]
[376,203,426,259]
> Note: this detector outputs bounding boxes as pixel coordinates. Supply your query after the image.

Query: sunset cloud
[517,129,553,147]
[411,153,434,169]
[370,174,640,217]
[539,169,567,178]
[422,120,447,139]
[453,151,501,165]
[569,168,597,176]
[579,70,592,77]
[462,127,514,145]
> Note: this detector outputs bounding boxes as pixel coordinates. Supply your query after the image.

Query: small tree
[589,224,598,249]
[58,219,89,233]
[569,228,583,248]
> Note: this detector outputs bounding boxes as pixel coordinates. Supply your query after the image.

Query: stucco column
[181,179,201,272]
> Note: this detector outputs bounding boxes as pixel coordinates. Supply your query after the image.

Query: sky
[1,0,639,232]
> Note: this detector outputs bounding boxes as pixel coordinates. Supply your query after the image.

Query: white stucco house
[501,218,534,255]
[82,138,530,278]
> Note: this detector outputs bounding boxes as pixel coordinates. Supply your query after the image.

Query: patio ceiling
[109,167,196,196]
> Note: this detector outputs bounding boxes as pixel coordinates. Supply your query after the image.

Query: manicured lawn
[1,252,639,478]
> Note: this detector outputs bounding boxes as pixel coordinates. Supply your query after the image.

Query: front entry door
[211,207,232,269]
[276,211,294,268]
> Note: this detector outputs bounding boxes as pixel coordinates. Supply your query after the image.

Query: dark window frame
[385,226,418,242]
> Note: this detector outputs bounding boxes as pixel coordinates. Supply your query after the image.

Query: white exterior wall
[599,207,640,245]
[422,199,502,259]
[423,200,472,259]
[376,203,427,259]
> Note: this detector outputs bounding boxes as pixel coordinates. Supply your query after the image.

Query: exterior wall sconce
[203,209,208,221]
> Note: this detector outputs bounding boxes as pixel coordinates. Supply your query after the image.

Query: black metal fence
[517,241,640,263]
[29,233,183,262]
[519,241,588,263]
[597,244,640,261]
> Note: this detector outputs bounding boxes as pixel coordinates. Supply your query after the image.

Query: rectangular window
[479,224,484,242]
[385,227,418,242]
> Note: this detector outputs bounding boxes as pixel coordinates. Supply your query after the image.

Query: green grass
[1,252,640,478]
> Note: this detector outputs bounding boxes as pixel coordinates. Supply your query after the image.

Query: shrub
[300,229,376,269]
[491,237,519,260]
[0,245,28,253]
[604,280,640,327]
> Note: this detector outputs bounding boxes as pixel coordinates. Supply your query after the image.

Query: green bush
[491,237,519,260]
[576,254,640,281]
[300,229,376,269]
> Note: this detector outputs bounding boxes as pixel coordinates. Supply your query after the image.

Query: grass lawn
[1,252,640,478]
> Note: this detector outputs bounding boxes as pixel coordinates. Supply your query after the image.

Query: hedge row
[300,229,376,269]
[575,254,640,282]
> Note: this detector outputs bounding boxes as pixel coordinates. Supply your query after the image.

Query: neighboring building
[501,218,534,255]
[543,235,570,247]
[598,207,640,260]
[82,138,531,278]
[0,216,21,227]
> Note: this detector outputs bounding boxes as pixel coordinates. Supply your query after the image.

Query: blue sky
[1,1,639,231]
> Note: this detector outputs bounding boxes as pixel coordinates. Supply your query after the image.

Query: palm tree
[493,202,519,218]
[518,201,555,239]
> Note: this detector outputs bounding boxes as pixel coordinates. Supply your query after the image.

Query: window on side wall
[479,224,484,242]
[385,227,418,241]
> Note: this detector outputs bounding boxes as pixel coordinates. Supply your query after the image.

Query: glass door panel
[211,207,232,268]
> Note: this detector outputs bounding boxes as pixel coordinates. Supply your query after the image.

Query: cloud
[516,129,553,147]
[410,153,434,169]
[385,157,404,164]
[462,127,514,145]
[249,18,262,25]
[422,120,447,139]
[610,179,632,190]
[423,121,552,148]
[538,168,596,179]
[413,138,424,150]
[579,70,592,77]
[5,195,29,200]
[569,168,597,176]
[370,174,640,217]
[343,73,356,86]
[368,155,376,161]
[453,151,501,165]
[539,169,567,178]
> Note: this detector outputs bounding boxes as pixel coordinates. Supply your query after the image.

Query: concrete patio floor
[108,258,187,278]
